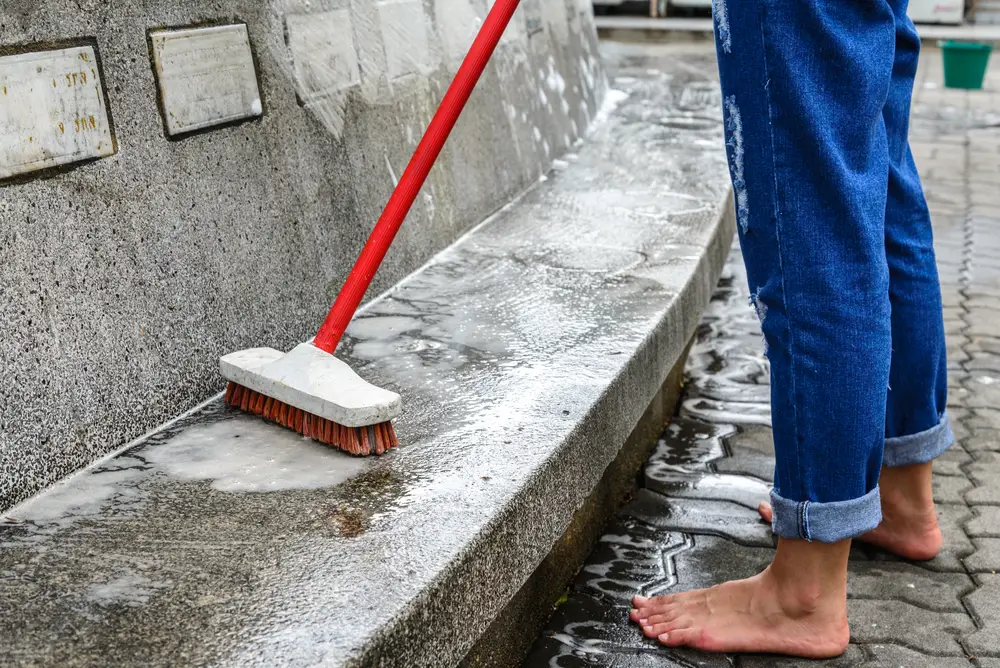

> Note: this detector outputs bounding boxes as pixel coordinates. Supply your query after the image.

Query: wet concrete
[0,0,604,511]
[0,42,733,667]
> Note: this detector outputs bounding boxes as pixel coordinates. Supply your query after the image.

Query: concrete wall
[0,0,605,509]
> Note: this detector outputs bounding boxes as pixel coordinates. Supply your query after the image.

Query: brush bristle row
[223,382,398,456]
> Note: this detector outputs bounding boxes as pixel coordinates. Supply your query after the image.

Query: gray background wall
[0,0,605,509]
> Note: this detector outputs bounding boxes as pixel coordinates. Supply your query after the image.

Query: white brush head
[220,343,401,428]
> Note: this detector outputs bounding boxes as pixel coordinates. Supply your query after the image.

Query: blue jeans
[713,0,953,541]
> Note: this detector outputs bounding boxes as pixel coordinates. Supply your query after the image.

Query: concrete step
[0,42,733,667]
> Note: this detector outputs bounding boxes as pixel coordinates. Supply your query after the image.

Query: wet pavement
[523,44,1000,667]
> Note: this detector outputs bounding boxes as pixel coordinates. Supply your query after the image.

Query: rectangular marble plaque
[0,45,115,180]
[149,24,262,136]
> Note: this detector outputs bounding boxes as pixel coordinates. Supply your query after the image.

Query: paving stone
[935,474,975,504]
[969,353,1000,376]
[964,427,1000,453]
[737,645,867,667]
[715,425,774,482]
[523,592,731,668]
[965,538,1000,574]
[757,643,978,668]
[646,418,732,475]
[847,599,972,655]
[856,645,973,667]
[967,313,1000,340]
[968,296,1000,313]
[946,317,967,338]
[963,574,1000,657]
[967,453,1000,504]
[622,489,774,549]
[934,446,972,477]
[574,518,683,606]
[613,652,735,667]
[963,375,1000,409]
[950,380,972,410]
[644,471,770,511]
[949,408,971,442]
[944,288,965,309]
[669,534,773,594]
[966,506,1000,538]
[845,561,973,612]
[966,409,1000,432]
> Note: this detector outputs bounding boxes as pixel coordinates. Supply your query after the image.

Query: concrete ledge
[461,341,692,667]
[0,43,733,667]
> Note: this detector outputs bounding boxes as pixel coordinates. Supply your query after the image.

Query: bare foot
[758,463,942,561]
[629,538,850,656]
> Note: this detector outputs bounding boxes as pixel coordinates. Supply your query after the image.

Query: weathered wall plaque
[149,24,262,136]
[0,45,115,180]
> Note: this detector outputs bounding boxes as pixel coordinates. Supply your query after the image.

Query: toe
[643,622,669,637]
[642,615,693,638]
[657,627,702,648]
[640,593,676,612]
[758,501,773,523]
[643,610,681,626]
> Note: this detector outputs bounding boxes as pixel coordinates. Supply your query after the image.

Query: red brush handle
[313,0,522,353]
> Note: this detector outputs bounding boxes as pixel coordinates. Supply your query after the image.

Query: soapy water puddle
[3,414,372,531]
[143,416,372,493]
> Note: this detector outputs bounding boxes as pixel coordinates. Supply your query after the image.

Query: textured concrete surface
[0,0,604,509]
[0,41,733,667]
[525,45,1000,667]
[462,348,690,667]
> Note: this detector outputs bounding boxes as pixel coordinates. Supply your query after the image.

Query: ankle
[765,538,849,617]
[879,463,935,509]
[763,568,843,617]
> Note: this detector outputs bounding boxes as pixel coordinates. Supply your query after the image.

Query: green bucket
[941,40,993,90]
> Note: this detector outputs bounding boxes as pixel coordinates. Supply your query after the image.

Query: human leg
[632,0,899,654]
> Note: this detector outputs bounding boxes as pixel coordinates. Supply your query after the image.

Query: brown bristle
[360,426,370,455]
[224,383,399,457]
[381,423,392,453]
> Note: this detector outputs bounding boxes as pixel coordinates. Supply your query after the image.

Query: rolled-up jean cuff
[883,412,955,468]
[769,486,882,542]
